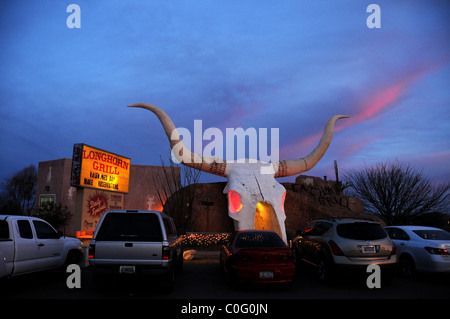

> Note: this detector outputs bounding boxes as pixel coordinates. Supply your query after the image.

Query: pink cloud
[280,79,409,159]
[337,61,447,131]
[280,63,443,160]
[338,83,404,129]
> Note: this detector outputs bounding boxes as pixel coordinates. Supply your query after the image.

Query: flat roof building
[35,157,179,239]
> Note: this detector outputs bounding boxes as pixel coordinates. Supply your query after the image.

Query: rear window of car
[235,232,286,248]
[337,222,387,240]
[95,213,163,241]
[413,230,450,240]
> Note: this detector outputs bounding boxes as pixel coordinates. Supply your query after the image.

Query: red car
[220,230,295,285]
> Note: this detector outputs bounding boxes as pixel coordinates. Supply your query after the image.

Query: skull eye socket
[228,190,243,213]
[281,191,286,214]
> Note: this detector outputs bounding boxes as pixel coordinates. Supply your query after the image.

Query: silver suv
[292,218,397,283]
[89,210,183,292]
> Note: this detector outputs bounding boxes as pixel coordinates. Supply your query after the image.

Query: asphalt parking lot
[3,255,449,300]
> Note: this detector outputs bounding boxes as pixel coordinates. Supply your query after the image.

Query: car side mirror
[57,230,64,238]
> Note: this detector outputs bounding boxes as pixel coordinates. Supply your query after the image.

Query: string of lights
[171,233,231,248]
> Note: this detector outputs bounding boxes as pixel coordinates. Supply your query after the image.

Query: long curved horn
[274,115,348,177]
[128,103,227,177]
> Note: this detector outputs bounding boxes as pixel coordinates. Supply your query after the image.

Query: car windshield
[235,232,286,248]
[337,222,387,240]
[413,230,450,240]
[96,213,163,241]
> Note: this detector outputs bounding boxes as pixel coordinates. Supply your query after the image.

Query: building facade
[170,175,369,238]
[35,158,179,238]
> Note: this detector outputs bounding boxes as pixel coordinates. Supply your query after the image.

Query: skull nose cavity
[254,202,282,239]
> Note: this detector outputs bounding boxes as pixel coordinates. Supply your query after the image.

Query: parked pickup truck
[89,210,183,292]
[0,215,84,279]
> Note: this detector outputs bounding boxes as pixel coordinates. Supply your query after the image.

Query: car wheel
[317,255,335,284]
[219,254,225,272]
[161,268,175,293]
[400,255,416,277]
[293,249,300,267]
[223,262,237,287]
[176,250,184,273]
[65,249,83,266]
[225,269,234,286]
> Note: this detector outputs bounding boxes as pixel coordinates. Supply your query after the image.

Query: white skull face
[223,162,287,243]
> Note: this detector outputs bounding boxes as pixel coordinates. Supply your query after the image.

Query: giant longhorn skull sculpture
[128,103,347,243]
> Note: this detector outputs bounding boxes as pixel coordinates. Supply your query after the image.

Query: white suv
[292,218,397,283]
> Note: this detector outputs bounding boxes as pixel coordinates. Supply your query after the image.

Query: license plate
[260,271,274,279]
[119,265,135,274]
[361,245,376,253]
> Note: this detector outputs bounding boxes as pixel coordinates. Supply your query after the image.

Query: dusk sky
[1,1,449,188]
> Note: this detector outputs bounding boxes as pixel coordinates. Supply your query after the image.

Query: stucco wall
[35,159,180,237]
[172,176,369,239]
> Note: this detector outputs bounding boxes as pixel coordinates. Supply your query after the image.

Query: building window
[40,194,56,207]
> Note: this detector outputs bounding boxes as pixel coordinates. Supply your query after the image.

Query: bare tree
[0,165,37,215]
[345,161,449,225]
[153,155,202,232]
[32,202,72,231]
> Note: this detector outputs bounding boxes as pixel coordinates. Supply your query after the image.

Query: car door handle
[38,243,45,247]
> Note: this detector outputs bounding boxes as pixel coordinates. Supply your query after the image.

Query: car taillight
[88,244,95,259]
[236,254,252,262]
[328,240,344,256]
[391,242,397,255]
[280,253,294,261]
[425,247,449,255]
[162,246,170,260]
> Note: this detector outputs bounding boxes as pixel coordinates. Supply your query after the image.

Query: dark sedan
[220,230,295,285]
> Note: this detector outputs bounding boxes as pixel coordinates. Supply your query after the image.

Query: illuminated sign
[70,144,130,193]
